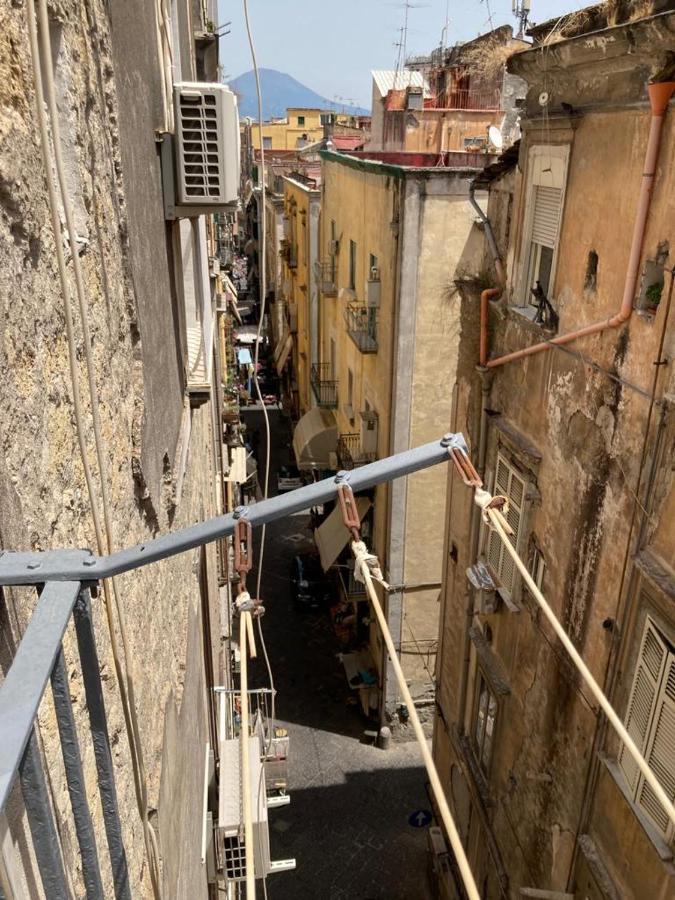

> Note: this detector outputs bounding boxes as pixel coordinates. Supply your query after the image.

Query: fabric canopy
[292,407,337,471]
[315,497,372,572]
[237,348,253,365]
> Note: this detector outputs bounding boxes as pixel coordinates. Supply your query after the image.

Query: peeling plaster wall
[433,15,675,897]
[0,2,220,897]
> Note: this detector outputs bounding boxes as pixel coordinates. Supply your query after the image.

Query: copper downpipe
[482,81,674,369]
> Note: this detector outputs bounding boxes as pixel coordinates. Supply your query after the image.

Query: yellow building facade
[277,173,321,415]
[311,150,485,723]
[248,108,326,150]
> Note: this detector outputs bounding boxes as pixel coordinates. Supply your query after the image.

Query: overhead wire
[28,1,162,895]
[242,0,276,760]
[242,6,276,895]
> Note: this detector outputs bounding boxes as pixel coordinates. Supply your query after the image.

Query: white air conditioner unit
[217,738,271,882]
[174,82,240,207]
[366,267,381,308]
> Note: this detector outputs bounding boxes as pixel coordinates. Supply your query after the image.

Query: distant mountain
[227,69,369,120]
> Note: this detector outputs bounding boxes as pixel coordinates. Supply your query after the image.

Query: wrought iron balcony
[337,432,376,470]
[338,564,367,601]
[310,363,338,408]
[318,259,337,295]
[344,303,378,353]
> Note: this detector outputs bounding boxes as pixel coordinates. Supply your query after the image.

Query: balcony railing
[438,87,501,111]
[0,577,131,899]
[337,432,376,470]
[310,363,338,408]
[344,303,378,353]
[339,564,367,601]
[318,259,337,295]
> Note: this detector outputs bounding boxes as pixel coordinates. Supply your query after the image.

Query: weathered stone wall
[433,13,675,898]
[0,2,222,897]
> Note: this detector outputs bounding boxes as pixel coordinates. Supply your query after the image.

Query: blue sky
[218,0,583,107]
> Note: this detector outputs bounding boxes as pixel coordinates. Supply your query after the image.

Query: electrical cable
[28,2,162,895]
[242,0,276,766]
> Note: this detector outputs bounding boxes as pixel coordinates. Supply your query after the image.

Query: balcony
[344,303,378,353]
[310,363,338,408]
[337,432,376,470]
[318,259,337,295]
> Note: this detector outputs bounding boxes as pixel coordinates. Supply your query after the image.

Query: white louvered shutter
[484,454,525,596]
[619,619,668,793]
[531,185,563,249]
[636,655,675,838]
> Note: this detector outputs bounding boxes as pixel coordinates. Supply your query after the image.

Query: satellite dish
[488,125,503,150]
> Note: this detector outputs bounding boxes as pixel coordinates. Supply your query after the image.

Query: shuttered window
[620,617,675,840]
[531,186,563,248]
[484,453,526,598]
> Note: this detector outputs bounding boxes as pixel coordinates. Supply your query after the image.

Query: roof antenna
[513,0,531,39]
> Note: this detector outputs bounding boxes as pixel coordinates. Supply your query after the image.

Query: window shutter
[635,655,675,837]
[619,619,668,793]
[484,453,525,596]
[531,185,562,249]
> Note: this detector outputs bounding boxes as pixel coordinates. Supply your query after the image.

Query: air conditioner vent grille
[178,92,223,200]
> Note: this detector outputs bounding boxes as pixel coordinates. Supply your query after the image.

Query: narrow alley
[243,408,433,900]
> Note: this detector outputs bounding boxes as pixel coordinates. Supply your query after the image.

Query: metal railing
[339,565,367,601]
[438,87,501,111]
[318,259,337,295]
[310,363,338,408]
[0,578,130,899]
[0,436,464,897]
[337,433,377,470]
[344,303,378,353]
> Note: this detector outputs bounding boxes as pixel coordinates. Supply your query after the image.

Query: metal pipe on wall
[485,81,674,370]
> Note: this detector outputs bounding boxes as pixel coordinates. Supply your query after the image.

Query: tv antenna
[388,1,430,73]
[513,0,531,38]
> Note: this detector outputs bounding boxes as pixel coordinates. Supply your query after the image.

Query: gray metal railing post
[19,731,69,900]
[73,593,131,900]
[51,649,104,899]
[0,581,82,812]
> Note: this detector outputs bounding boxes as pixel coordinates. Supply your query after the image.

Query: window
[297,115,305,126]
[368,253,378,276]
[349,239,357,291]
[262,136,272,150]
[619,617,675,840]
[347,368,353,409]
[520,146,569,308]
[473,671,498,775]
[529,544,546,592]
[483,453,526,599]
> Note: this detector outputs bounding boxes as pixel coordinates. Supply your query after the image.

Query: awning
[315,497,371,572]
[235,329,262,344]
[274,332,293,376]
[237,348,253,365]
[292,407,337,471]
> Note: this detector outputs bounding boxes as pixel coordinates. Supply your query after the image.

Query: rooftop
[371,69,431,98]
[320,148,495,176]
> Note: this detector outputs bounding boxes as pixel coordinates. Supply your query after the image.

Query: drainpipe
[486,81,675,370]
[455,182,505,729]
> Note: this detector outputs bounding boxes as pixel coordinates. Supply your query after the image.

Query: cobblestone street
[243,409,433,900]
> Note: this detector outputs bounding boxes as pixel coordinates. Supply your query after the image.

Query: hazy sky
[217,0,582,107]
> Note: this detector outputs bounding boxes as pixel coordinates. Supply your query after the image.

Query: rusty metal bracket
[449,446,483,488]
[337,483,361,541]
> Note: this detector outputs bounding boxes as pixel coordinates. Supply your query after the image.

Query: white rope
[350,541,481,900]
[239,611,256,900]
[483,502,675,829]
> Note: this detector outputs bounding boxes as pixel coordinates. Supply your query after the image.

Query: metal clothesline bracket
[0,434,465,586]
